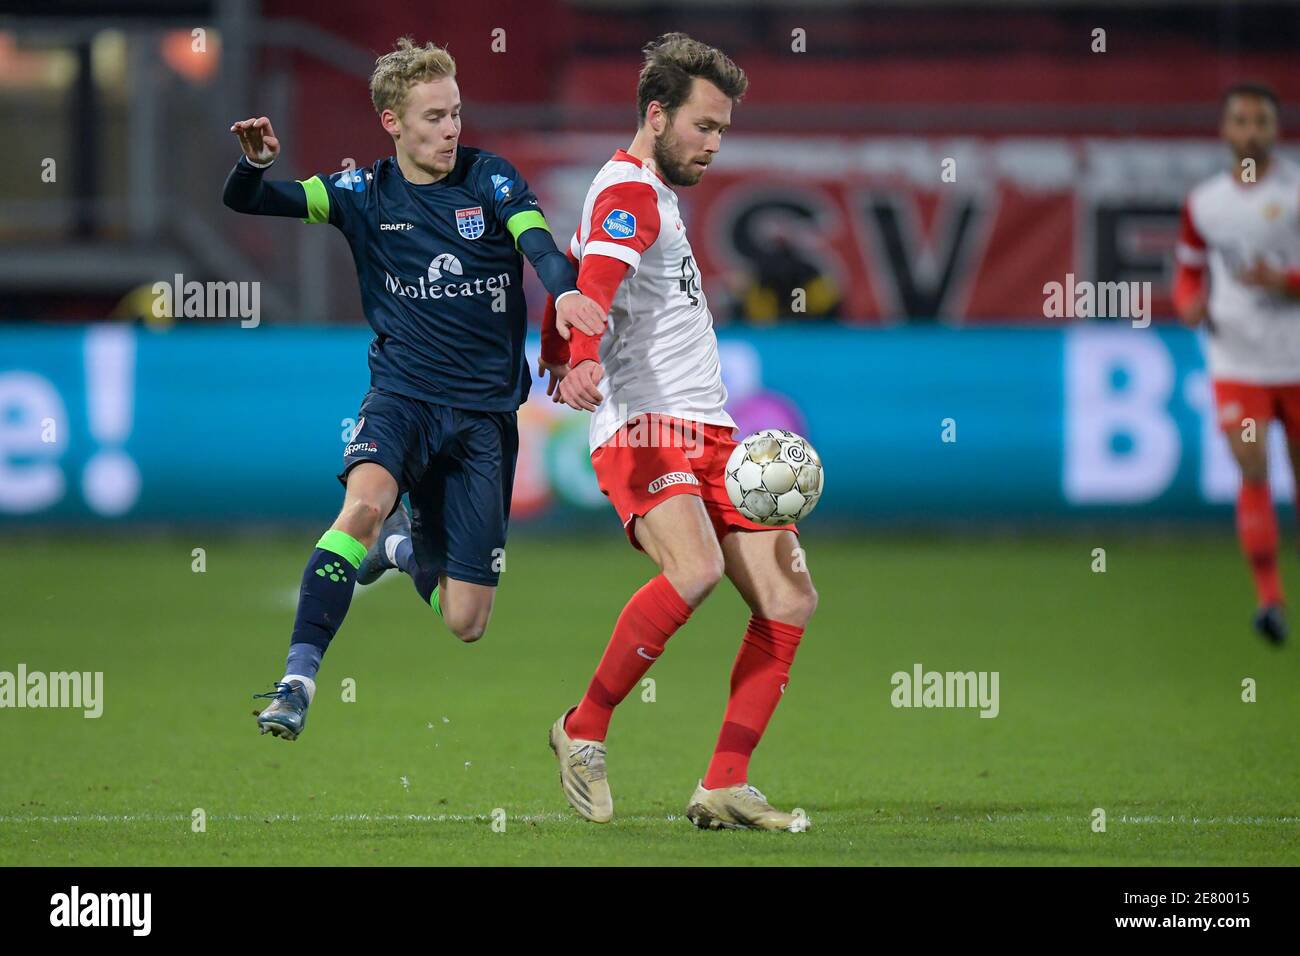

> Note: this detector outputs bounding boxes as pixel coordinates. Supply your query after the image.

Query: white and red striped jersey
[569,149,734,451]
[1178,157,1300,383]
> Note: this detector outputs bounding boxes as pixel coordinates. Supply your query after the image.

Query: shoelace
[736,784,769,806]
[253,681,298,702]
[569,744,607,780]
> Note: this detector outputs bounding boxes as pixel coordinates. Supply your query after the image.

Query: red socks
[565,574,692,742]
[564,581,806,790]
[1237,479,1282,607]
[703,617,804,791]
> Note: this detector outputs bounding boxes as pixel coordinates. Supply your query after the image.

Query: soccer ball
[725,429,824,525]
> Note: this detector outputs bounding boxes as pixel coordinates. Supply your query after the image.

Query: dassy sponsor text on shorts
[648,472,701,494]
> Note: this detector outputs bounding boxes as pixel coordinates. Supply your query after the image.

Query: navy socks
[284,529,367,682]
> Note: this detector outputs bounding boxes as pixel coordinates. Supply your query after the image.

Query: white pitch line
[868,814,1300,826]
[0,813,1296,826]
[0,812,660,825]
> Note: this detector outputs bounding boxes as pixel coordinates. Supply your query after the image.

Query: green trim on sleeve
[505,210,550,247]
[316,529,367,570]
[297,176,330,225]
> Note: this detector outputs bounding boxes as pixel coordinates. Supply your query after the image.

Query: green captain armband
[505,210,550,248]
[298,175,330,225]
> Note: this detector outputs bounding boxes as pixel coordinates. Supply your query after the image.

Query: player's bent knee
[337,499,384,540]
[762,581,818,627]
[1231,443,1269,483]
[448,620,487,643]
[443,605,491,643]
[664,553,725,607]
[793,583,820,625]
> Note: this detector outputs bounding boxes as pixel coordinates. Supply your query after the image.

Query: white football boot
[549,708,613,823]
[685,781,809,832]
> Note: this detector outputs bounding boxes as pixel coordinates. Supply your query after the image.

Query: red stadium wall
[469,133,1241,325]
[247,4,1298,324]
[559,54,1300,117]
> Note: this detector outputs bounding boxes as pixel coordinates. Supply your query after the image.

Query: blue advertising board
[0,324,1276,526]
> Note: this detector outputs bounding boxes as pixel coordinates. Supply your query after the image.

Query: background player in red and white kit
[1175,81,1300,645]
[537,34,818,831]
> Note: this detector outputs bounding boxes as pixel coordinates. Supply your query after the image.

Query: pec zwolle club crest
[455,206,485,240]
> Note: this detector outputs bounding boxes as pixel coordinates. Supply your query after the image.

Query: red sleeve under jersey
[1172,198,1207,315]
[540,247,579,367]
[563,180,660,367]
[539,245,633,367]
[568,256,630,366]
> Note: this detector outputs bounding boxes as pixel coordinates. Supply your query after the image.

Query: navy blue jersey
[293,147,569,411]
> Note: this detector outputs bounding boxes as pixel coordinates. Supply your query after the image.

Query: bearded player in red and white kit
[538,34,818,830]
[1175,81,1300,646]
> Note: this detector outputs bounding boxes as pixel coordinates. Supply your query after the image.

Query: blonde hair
[370,37,457,116]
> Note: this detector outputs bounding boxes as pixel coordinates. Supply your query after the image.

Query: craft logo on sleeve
[49,886,151,936]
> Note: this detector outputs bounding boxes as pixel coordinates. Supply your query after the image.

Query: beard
[1238,144,1271,164]
[653,128,708,186]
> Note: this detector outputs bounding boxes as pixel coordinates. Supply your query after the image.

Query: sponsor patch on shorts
[647,471,700,494]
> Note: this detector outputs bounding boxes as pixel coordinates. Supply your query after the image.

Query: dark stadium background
[5,0,1300,529]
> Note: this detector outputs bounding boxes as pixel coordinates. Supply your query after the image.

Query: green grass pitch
[2,531,1298,866]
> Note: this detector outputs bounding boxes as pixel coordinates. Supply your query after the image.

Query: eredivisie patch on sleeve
[602,210,637,240]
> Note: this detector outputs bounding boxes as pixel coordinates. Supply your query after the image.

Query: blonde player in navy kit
[224,37,606,739]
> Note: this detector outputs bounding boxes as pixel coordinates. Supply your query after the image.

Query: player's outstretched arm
[554,255,631,410]
[516,229,606,339]
[222,116,310,218]
[550,178,653,410]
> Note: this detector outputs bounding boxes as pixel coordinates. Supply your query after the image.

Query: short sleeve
[582,181,661,275]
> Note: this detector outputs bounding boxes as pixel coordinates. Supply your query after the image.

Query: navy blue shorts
[338,388,517,587]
